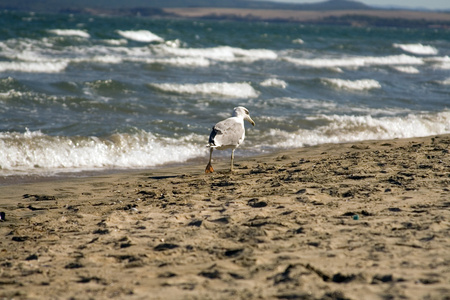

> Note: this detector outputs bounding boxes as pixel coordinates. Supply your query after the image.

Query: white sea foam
[156,45,277,62]
[145,57,211,67]
[0,130,206,176]
[393,43,438,55]
[267,111,450,149]
[149,82,260,98]
[254,97,337,112]
[321,78,381,91]
[102,39,128,45]
[426,56,450,70]
[87,55,124,64]
[392,66,420,74]
[0,61,69,73]
[0,38,276,71]
[117,30,164,43]
[0,89,23,99]
[260,78,288,88]
[436,78,450,85]
[285,54,424,68]
[48,29,91,38]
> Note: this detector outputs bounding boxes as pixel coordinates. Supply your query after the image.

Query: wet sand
[1,135,449,299]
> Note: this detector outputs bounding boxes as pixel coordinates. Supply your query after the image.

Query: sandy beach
[1,134,449,299]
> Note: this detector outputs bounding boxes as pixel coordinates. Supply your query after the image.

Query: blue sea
[0,10,449,178]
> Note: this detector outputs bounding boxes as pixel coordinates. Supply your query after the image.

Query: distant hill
[1,0,374,13]
[2,0,449,28]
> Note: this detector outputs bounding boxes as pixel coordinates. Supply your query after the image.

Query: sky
[268,0,449,10]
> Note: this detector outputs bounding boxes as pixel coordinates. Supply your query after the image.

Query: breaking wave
[393,43,438,55]
[116,30,164,43]
[148,82,260,98]
[48,29,91,38]
[0,61,69,73]
[321,78,381,91]
[155,45,278,62]
[284,54,424,68]
[0,130,206,176]
[266,111,450,149]
[391,66,420,74]
[260,78,288,88]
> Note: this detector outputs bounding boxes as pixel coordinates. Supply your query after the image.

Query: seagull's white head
[233,106,255,126]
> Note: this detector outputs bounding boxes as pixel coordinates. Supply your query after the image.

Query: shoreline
[0,134,446,187]
[1,134,449,299]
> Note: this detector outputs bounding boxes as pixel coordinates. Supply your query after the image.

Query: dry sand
[0,135,449,299]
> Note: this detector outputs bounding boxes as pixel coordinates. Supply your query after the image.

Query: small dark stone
[26,254,38,261]
[295,227,305,234]
[65,262,84,269]
[210,217,230,224]
[137,190,157,198]
[248,198,267,208]
[332,273,357,283]
[158,271,177,278]
[154,243,179,251]
[388,207,402,212]
[12,236,29,242]
[224,248,244,257]
[188,219,202,227]
[342,190,354,198]
[199,269,221,279]
[372,274,394,284]
[23,194,56,201]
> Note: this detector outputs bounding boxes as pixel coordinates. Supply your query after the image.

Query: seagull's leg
[205,148,214,173]
[230,149,235,172]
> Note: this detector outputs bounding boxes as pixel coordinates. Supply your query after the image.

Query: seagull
[205,106,255,173]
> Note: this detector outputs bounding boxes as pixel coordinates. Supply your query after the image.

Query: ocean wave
[426,56,450,70]
[284,54,424,69]
[435,78,450,85]
[0,61,69,73]
[391,66,420,74]
[155,45,278,62]
[0,130,206,176]
[0,89,23,99]
[48,29,91,38]
[321,78,381,91]
[260,78,288,88]
[267,111,450,149]
[148,82,260,98]
[102,39,128,45]
[0,38,277,71]
[393,43,438,55]
[116,30,164,43]
[292,38,304,44]
[144,57,211,67]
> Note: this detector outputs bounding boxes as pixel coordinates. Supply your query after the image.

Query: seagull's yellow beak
[247,116,255,126]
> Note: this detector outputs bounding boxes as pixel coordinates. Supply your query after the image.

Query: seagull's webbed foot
[205,162,214,174]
